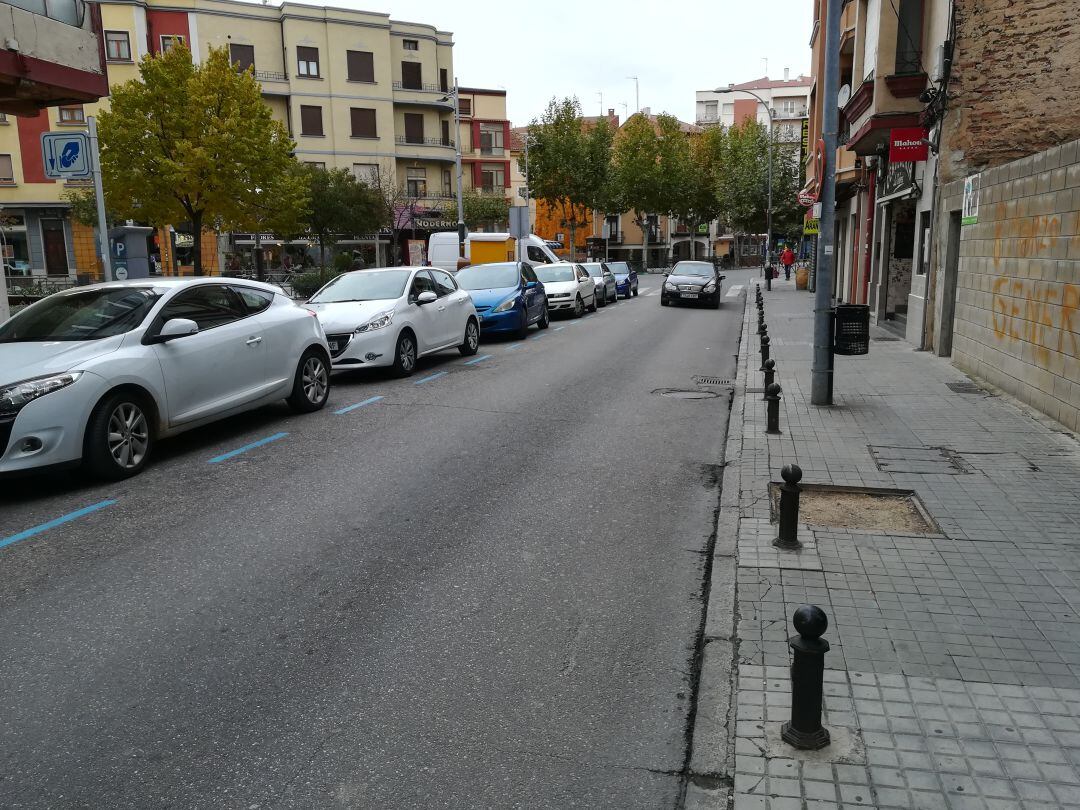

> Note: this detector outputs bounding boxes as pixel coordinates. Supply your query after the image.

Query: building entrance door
[41,219,69,275]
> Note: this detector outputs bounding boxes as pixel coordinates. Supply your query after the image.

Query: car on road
[580,262,618,307]
[661,261,725,309]
[534,262,597,317]
[608,261,639,298]
[0,278,331,480]
[305,267,479,377]
[455,262,549,338]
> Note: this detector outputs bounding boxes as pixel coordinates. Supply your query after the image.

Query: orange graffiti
[992,277,1080,365]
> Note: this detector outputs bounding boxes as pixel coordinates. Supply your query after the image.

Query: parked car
[533,262,597,317]
[455,262,549,338]
[0,278,330,479]
[305,266,479,377]
[579,262,618,307]
[608,261,639,298]
[660,261,725,308]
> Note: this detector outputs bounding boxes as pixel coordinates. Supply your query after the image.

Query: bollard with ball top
[763,358,776,390]
[782,605,831,750]
[773,464,803,549]
[760,334,771,370]
[765,383,782,434]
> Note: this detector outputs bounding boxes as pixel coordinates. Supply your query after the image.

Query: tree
[305,166,384,279]
[366,166,424,266]
[611,113,662,263]
[235,159,311,279]
[450,188,510,230]
[97,43,302,275]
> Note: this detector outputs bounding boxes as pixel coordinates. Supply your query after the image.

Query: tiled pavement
[693,278,1080,809]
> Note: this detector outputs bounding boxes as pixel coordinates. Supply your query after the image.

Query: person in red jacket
[781,246,796,280]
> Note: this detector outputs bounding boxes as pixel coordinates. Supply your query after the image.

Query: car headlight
[493,296,519,313]
[703,280,717,293]
[0,372,82,417]
[355,310,394,333]
[665,281,676,290]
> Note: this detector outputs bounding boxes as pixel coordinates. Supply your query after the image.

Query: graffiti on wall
[991,277,1080,364]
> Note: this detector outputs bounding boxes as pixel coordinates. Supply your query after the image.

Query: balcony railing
[395,136,455,148]
[254,69,288,82]
[601,233,622,244]
[696,115,721,125]
[392,81,443,93]
[774,108,808,120]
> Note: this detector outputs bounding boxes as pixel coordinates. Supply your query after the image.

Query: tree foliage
[305,166,384,278]
[459,189,510,229]
[97,43,306,275]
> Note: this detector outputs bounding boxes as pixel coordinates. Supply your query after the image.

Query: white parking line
[726,285,744,297]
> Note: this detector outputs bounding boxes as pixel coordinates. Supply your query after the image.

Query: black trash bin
[833,304,870,355]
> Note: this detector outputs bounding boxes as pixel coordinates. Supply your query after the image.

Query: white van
[427,231,561,272]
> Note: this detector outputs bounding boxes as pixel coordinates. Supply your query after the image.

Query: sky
[293,0,814,126]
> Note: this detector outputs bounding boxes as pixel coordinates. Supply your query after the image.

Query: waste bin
[833,304,870,355]
[795,265,809,290]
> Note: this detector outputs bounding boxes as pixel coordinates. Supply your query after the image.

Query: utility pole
[453,78,465,255]
[810,0,843,406]
[627,76,639,112]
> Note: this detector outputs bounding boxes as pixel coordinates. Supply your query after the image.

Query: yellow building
[0,0,457,276]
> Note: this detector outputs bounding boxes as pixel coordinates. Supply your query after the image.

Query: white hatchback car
[305,266,479,376]
[0,278,331,479]
[534,262,597,317]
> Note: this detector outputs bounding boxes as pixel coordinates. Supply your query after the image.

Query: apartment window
[160,35,184,54]
[604,214,619,240]
[346,50,374,82]
[441,120,451,146]
[403,39,419,51]
[704,101,717,119]
[229,44,254,72]
[722,103,734,118]
[349,108,377,139]
[479,123,504,155]
[0,113,7,124]
[0,154,14,183]
[401,61,422,90]
[105,30,131,61]
[480,163,504,192]
[58,105,85,123]
[779,99,796,115]
[458,98,471,117]
[403,113,424,144]
[439,68,449,93]
[895,0,924,74]
[406,167,427,198]
[442,169,452,196]
[353,163,378,184]
[299,105,323,136]
[297,46,320,78]
[304,161,325,169]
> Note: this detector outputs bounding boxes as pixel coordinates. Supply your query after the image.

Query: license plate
[328,340,339,351]
[682,293,699,299]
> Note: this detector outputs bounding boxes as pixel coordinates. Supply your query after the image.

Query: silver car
[580,262,618,307]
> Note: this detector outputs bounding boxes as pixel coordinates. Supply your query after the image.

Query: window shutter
[347,50,374,82]
[350,108,377,138]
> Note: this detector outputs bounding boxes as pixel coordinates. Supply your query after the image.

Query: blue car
[456,261,549,338]
[608,261,639,298]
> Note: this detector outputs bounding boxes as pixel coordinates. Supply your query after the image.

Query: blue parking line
[414,371,448,385]
[208,432,288,464]
[553,326,565,331]
[463,354,492,366]
[505,343,524,351]
[531,332,547,339]
[0,499,117,551]
[335,395,383,414]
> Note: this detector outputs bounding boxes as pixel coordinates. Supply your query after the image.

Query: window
[58,105,85,123]
[403,113,424,144]
[480,163,505,192]
[0,113,7,124]
[722,103,734,118]
[430,270,457,297]
[441,120,451,146]
[0,154,14,183]
[299,105,323,136]
[350,107,377,138]
[604,214,619,240]
[232,286,273,313]
[522,264,539,282]
[347,50,374,82]
[442,169,452,196]
[479,123,503,155]
[406,167,427,198]
[229,43,254,72]
[158,285,246,331]
[160,35,184,54]
[105,30,131,61]
[439,68,448,93]
[458,98,471,117]
[409,270,436,300]
[401,61,422,89]
[526,246,549,264]
[353,163,378,184]
[304,161,326,169]
[402,39,418,51]
[895,0,924,73]
[704,101,717,119]
[297,46,319,78]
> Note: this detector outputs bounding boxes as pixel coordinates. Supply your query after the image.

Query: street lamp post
[452,79,465,255]
[728,84,774,278]
[253,186,264,282]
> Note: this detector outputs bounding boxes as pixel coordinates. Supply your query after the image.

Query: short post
[758,314,767,335]
[760,334,771,370]
[782,605,831,750]
[765,264,773,292]
[763,358,776,389]
[765,382,782,434]
[773,464,803,549]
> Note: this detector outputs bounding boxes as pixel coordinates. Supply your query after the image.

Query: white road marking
[725,285,744,297]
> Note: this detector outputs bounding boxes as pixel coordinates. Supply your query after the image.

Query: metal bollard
[763,358,776,389]
[760,334,771,370]
[782,605,831,750]
[765,382,782,434]
[758,314,767,335]
[765,265,773,291]
[773,464,803,549]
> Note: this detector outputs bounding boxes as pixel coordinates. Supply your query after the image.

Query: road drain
[695,376,732,386]
[655,389,720,400]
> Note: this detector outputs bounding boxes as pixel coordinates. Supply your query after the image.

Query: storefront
[0,206,75,276]
[870,159,920,334]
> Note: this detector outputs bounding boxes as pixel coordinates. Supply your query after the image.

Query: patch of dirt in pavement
[770,486,938,534]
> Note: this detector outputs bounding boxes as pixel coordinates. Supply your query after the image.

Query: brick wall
[940,0,1080,184]
[946,138,1080,432]
[71,222,102,279]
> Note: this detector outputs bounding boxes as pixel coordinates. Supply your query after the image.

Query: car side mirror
[719,275,726,281]
[526,280,539,289]
[151,317,198,344]
[416,290,437,305]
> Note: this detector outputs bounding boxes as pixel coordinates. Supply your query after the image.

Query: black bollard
[763,358,776,389]
[758,315,767,336]
[765,382,782,434]
[782,605,831,750]
[760,334,771,370]
[773,464,803,549]
[766,265,773,291]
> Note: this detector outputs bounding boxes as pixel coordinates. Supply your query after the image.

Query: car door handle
[246,336,263,345]
[437,305,447,311]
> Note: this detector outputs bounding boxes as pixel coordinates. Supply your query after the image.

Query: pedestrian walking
[781,246,796,281]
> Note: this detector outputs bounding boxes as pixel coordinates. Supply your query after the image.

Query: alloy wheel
[400,336,416,372]
[107,402,149,470]
[302,355,328,404]
[466,321,479,351]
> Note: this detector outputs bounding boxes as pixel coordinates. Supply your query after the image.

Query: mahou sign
[889,127,929,163]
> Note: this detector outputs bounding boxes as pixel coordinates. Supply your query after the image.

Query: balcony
[255,69,287,82]
[393,80,442,93]
[696,115,722,125]
[774,107,808,120]
[601,233,622,245]
[395,135,455,149]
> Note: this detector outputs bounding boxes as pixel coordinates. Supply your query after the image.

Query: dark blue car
[456,262,549,338]
[608,261,638,298]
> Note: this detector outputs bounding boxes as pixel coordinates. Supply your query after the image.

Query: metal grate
[695,376,732,386]
[946,381,989,395]
[873,336,900,341]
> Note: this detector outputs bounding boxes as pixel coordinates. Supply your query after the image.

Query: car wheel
[537,304,550,329]
[573,295,585,318]
[661,297,670,307]
[458,317,480,356]
[712,296,722,310]
[84,390,153,480]
[597,291,606,308]
[588,294,598,313]
[632,285,639,297]
[609,288,617,304]
[392,330,418,377]
[514,308,530,339]
[287,348,331,413]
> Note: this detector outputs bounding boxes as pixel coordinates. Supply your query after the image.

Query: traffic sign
[113,261,128,280]
[41,132,92,179]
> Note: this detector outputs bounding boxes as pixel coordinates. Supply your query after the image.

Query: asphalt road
[0,270,752,809]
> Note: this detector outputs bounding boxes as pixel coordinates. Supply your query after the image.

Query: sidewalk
[689,277,1080,809]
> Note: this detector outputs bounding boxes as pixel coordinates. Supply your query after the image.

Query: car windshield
[308,269,411,303]
[456,263,519,290]
[534,265,576,283]
[0,287,160,343]
[608,262,631,275]
[581,263,607,278]
[673,262,714,277]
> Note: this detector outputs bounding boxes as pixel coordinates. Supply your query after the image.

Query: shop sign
[803,218,820,236]
[889,127,929,163]
[962,173,981,225]
[173,233,195,248]
[883,161,917,198]
[800,119,810,167]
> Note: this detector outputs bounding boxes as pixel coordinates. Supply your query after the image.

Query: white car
[0,278,331,479]
[304,266,479,376]
[533,262,597,317]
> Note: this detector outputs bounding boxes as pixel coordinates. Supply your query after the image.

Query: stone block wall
[947,139,1080,431]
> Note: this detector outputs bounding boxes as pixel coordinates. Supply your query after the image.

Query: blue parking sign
[41,132,92,179]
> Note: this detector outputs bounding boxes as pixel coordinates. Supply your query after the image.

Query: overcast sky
[296,0,814,126]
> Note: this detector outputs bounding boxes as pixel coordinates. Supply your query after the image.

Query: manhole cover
[868,445,973,475]
[655,389,720,400]
[695,376,732,386]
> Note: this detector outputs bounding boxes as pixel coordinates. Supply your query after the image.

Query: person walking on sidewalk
[781,246,796,281]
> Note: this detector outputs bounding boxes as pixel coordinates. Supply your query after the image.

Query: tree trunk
[191,211,204,277]
[569,219,577,262]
